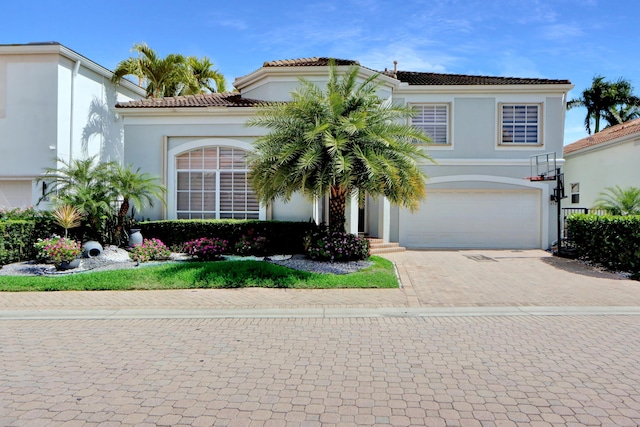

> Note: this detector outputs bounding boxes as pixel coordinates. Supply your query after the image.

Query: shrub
[304,229,369,261]
[139,220,317,254]
[129,238,171,263]
[0,220,36,265]
[184,237,228,261]
[235,232,268,256]
[34,236,81,264]
[568,214,640,274]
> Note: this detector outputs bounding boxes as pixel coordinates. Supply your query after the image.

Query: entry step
[367,238,406,255]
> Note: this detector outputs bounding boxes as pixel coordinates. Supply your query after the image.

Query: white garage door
[399,190,541,249]
[0,180,33,209]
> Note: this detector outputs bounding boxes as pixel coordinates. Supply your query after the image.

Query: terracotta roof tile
[262,57,360,67]
[564,118,640,155]
[115,92,265,108]
[395,71,571,86]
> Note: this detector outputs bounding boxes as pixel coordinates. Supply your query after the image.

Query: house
[563,118,640,209]
[116,57,573,249]
[0,42,145,209]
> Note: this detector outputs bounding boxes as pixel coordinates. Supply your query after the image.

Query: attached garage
[0,180,33,209]
[399,189,542,249]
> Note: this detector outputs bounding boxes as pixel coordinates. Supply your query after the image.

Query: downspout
[69,60,81,161]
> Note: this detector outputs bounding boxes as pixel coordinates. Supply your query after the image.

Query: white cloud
[217,19,248,31]
[540,23,585,41]
[355,44,457,73]
[497,52,544,78]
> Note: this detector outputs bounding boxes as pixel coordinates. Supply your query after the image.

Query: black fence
[562,208,608,238]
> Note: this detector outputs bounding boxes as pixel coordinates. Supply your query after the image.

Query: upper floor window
[175,147,259,220]
[500,104,541,145]
[411,104,449,145]
[570,183,580,204]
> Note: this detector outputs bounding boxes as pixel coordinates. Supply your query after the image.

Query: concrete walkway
[1,249,638,317]
[2,250,640,426]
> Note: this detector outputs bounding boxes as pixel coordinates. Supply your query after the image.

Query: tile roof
[262,57,360,67]
[564,118,640,155]
[116,92,266,108]
[395,71,571,86]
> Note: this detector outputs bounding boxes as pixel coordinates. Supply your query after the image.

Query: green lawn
[0,256,398,292]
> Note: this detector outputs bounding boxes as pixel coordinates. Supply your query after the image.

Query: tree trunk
[115,199,130,240]
[329,186,347,232]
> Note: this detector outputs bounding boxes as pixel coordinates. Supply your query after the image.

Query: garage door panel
[399,190,541,249]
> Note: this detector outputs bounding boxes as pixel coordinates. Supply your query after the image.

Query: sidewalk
[1,250,639,319]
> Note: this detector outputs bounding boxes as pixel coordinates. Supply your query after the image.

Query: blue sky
[3,0,639,145]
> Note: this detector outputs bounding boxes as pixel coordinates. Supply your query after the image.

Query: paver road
[2,315,640,426]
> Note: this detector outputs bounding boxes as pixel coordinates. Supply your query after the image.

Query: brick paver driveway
[385,250,640,307]
[2,250,640,426]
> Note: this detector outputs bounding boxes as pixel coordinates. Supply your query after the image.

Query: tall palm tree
[247,62,434,232]
[603,78,640,127]
[112,43,228,98]
[182,56,227,94]
[107,163,166,238]
[594,186,640,216]
[568,76,640,134]
[112,43,189,98]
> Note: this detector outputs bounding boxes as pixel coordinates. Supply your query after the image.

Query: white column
[312,196,322,226]
[377,197,390,243]
[346,190,359,234]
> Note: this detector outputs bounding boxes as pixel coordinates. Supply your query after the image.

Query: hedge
[0,220,36,266]
[567,214,640,274]
[138,220,318,255]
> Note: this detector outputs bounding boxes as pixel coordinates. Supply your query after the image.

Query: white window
[175,147,259,219]
[570,183,580,204]
[411,104,449,145]
[500,104,541,145]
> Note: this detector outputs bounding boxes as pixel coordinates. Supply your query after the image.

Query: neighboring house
[116,57,573,249]
[564,118,640,209]
[0,42,145,209]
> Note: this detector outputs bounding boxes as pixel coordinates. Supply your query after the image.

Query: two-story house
[0,42,144,209]
[116,57,573,250]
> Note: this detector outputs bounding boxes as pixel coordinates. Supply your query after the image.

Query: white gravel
[0,248,372,276]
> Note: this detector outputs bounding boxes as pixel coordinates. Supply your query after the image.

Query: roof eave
[234,64,397,92]
[565,132,640,157]
[394,83,574,94]
[114,106,260,116]
[0,43,146,97]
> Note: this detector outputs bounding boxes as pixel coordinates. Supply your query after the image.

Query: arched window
[175,147,259,219]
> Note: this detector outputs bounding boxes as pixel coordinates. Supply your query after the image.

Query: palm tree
[568,76,640,134]
[112,43,189,98]
[594,186,640,216]
[107,163,166,238]
[38,157,113,238]
[603,78,640,127]
[181,56,227,94]
[247,62,433,232]
[112,43,228,98]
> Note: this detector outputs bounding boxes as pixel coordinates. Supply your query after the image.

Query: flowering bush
[129,238,171,262]
[235,234,268,256]
[184,237,228,261]
[304,230,370,261]
[34,236,81,264]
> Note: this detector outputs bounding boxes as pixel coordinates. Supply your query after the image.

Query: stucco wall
[0,54,59,178]
[564,137,640,209]
[122,120,314,221]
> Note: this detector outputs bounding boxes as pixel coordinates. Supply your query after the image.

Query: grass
[0,256,398,292]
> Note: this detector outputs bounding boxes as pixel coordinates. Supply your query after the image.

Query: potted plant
[34,236,82,270]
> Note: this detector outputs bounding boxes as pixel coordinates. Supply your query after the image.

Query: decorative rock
[56,258,81,271]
